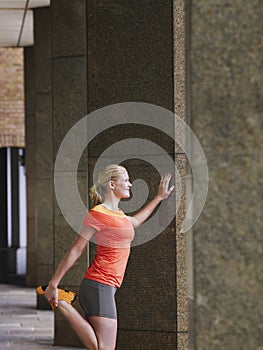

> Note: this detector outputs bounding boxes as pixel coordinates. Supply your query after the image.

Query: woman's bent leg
[57,300,98,350]
[88,316,117,350]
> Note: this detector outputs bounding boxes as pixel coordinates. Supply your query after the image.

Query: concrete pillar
[24,46,37,287]
[10,148,20,248]
[0,148,8,282]
[51,0,88,346]
[27,0,188,348]
[33,6,54,310]
[8,148,20,274]
[189,0,262,348]
[86,1,178,349]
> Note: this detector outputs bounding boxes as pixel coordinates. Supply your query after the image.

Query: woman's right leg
[75,278,118,349]
[57,301,117,350]
[58,300,98,350]
[88,316,117,350]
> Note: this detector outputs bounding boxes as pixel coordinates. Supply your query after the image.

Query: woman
[37,164,174,350]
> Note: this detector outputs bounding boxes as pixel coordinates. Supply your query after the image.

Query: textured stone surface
[33,7,54,302]
[34,8,51,94]
[195,332,263,350]
[52,56,87,162]
[51,31,88,318]
[175,155,189,333]
[190,0,262,157]
[177,233,189,332]
[194,155,263,242]
[177,333,190,350]
[117,329,177,350]
[24,47,37,287]
[52,0,86,58]
[174,0,189,339]
[190,1,263,348]
[87,0,174,112]
[50,1,88,343]
[174,0,187,123]
[35,94,53,179]
[87,122,175,159]
[36,179,54,265]
[194,241,263,336]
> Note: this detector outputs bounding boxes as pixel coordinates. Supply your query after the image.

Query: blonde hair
[89,164,126,207]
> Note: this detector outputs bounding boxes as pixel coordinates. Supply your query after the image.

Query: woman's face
[113,170,132,199]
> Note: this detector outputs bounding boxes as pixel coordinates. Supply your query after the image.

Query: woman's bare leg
[57,301,98,350]
[57,301,117,350]
[88,316,117,350]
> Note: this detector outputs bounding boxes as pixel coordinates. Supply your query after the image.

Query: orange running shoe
[36,285,77,310]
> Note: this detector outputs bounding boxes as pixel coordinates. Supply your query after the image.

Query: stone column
[86,1,179,349]
[28,0,188,348]
[9,148,20,274]
[26,3,88,345]
[32,6,54,310]
[24,46,36,287]
[51,0,88,346]
[189,0,263,348]
[0,148,8,282]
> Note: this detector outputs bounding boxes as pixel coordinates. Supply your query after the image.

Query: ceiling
[0,0,50,47]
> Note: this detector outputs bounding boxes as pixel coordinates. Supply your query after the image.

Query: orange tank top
[82,204,135,288]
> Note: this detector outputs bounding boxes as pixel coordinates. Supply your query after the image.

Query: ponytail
[89,184,102,207]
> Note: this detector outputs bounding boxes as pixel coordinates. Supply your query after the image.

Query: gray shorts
[79,278,117,320]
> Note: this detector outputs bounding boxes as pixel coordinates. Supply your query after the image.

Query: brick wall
[0,48,25,148]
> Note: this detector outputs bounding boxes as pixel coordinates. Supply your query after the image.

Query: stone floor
[0,283,83,350]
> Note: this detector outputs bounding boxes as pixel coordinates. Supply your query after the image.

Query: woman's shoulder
[90,204,126,218]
